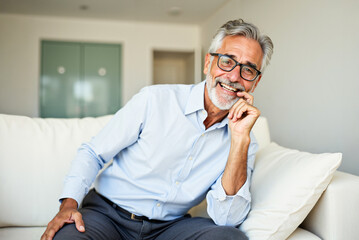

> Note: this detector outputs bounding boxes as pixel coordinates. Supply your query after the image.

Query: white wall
[0,13,201,117]
[1,1,358,175]
[201,0,359,175]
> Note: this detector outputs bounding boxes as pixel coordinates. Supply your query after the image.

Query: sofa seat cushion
[0,227,45,240]
[286,228,320,240]
[0,226,319,240]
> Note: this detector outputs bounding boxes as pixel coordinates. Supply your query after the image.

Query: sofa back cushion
[239,142,342,239]
[0,114,112,227]
[252,116,271,151]
[0,114,270,227]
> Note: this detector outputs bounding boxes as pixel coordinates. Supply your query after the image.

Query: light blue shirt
[61,81,258,226]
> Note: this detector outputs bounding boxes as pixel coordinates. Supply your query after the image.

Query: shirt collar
[185,80,206,115]
[218,115,229,128]
[185,80,229,128]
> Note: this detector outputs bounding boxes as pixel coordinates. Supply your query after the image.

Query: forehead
[217,35,263,68]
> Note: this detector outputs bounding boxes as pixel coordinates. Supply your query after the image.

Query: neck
[203,85,228,129]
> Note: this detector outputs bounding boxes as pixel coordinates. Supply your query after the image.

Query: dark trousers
[54,189,248,240]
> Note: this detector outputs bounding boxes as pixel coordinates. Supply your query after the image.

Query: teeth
[220,83,239,92]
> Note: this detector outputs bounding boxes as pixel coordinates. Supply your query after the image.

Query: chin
[215,100,237,110]
[210,89,238,110]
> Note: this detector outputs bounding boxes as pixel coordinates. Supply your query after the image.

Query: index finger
[41,225,60,240]
[42,216,69,240]
[72,211,85,232]
[237,91,254,105]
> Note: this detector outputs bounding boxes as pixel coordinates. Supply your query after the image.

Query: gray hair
[208,19,274,72]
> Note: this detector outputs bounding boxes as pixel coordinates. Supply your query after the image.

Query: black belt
[96,190,150,221]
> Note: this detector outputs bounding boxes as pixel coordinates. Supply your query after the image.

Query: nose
[226,65,243,83]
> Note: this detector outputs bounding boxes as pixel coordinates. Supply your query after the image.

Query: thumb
[72,212,85,232]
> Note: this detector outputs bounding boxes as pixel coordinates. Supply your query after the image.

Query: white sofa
[0,114,358,240]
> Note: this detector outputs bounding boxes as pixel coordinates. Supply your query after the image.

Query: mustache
[214,77,245,92]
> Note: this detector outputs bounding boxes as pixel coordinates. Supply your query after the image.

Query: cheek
[246,81,256,92]
[243,81,255,92]
[210,67,226,79]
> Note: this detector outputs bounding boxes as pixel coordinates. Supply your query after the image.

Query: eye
[242,66,255,76]
[219,56,234,68]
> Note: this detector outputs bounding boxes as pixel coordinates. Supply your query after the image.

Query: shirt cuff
[213,172,252,202]
[59,176,89,207]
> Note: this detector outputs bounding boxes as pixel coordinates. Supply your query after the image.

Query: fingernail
[79,226,85,231]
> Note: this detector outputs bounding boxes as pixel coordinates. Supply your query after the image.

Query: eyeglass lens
[218,55,257,81]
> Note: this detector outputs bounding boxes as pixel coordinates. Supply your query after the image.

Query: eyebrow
[246,62,259,70]
[224,53,259,70]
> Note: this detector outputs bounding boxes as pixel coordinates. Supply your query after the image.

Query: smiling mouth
[219,82,243,93]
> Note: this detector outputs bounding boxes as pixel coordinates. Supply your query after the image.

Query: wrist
[60,198,78,210]
[231,133,251,147]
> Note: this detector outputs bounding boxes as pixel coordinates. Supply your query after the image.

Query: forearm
[207,132,257,226]
[60,143,104,205]
[222,134,250,195]
[223,90,260,195]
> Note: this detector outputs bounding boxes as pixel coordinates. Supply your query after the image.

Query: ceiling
[0,0,230,24]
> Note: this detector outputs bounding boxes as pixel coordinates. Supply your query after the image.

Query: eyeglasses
[210,53,261,82]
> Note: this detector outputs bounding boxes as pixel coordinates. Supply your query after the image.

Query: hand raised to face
[227,91,260,137]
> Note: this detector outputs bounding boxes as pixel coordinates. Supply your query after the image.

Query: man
[42,19,273,240]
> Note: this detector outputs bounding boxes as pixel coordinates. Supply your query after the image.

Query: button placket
[166,127,209,203]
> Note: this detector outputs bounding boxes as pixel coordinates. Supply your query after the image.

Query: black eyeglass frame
[209,53,261,82]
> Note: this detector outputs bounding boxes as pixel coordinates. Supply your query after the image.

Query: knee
[53,223,87,240]
[200,226,248,240]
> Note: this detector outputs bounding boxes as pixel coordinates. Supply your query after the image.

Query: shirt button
[219,196,226,201]
[188,156,193,160]
[156,203,161,207]
[202,110,206,115]
[176,181,179,185]
[201,133,205,137]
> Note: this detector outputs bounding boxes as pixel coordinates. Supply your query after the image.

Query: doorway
[153,50,194,85]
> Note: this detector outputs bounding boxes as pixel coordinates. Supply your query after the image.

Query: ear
[250,75,262,93]
[203,53,211,75]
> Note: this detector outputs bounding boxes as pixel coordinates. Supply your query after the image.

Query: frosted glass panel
[40,41,122,118]
[41,42,81,118]
[83,44,121,117]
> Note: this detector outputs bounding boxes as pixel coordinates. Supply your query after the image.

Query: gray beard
[205,74,243,110]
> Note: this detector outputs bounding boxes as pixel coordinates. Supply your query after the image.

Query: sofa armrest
[301,171,359,240]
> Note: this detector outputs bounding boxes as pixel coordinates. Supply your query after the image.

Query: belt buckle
[131,213,137,220]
